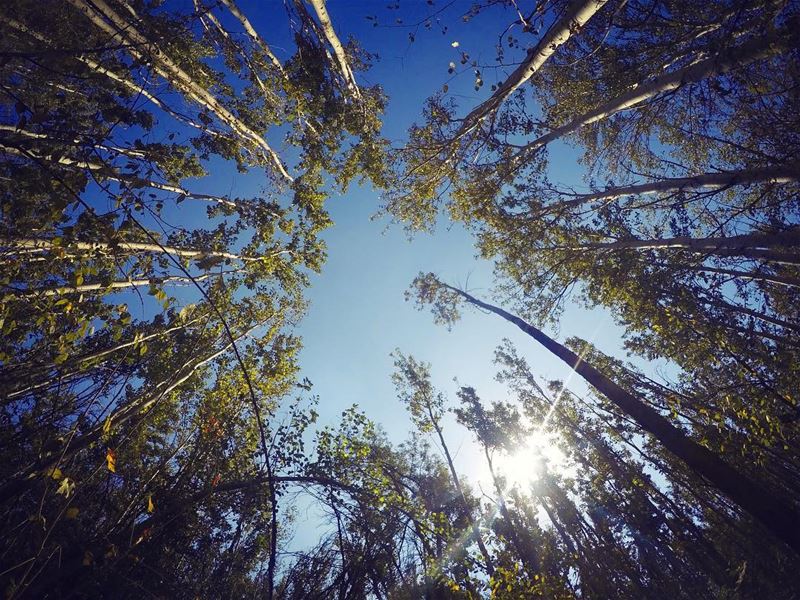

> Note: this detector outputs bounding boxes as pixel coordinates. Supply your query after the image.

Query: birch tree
[0,0,387,596]
[407,273,800,555]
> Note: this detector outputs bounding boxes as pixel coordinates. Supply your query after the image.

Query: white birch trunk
[456,0,608,138]
[513,27,793,164]
[565,229,800,265]
[0,141,244,208]
[548,164,800,211]
[66,0,293,181]
[217,0,284,73]
[3,16,229,140]
[307,0,362,101]
[1,238,273,263]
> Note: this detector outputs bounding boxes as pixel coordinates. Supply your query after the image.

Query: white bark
[66,0,293,181]
[3,16,229,140]
[456,0,608,138]
[693,265,800,289]
[306,0,362,101]
[513,27,793,164]
[195,0,281,106]
[1,237,273,263]
[217,0,284,73]
[547,164,800,211]
[14,270,236,298]
[565,229,800,265]
[0,142,243,208]
[0,125,148,159]
[113,177,239,208]
[582,229,800,251]
[0,142,105,170]
[0,320,266,501]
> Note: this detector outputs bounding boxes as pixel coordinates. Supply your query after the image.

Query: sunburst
[495,429,571,489]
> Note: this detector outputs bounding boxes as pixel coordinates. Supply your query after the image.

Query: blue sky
[105,0,656,548]
[99,0,654,481]
[284,1,637,490]
[287,4,616,430]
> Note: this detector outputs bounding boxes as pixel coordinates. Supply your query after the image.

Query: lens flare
[495,429,571,489]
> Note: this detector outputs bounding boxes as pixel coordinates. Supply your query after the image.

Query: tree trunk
[11,270,239,298]
[66,0,293,181]
[0,124,148,160]
[514,27,794,163]
[3,16,230,142]
[217,0,284,73]
[545,164,800,212]
[2,129,243,208]
[194,0,278,106]
[566,228,800,266]
[698,293,800,333]
[2,237,272,264]
[455,0,608,139]
[692,264,800,289]
[443,283,800,555]
[307,0,362,102]
[2,315,206,398]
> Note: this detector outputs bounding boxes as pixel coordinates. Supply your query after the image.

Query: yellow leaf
[147,494,155,514]
[102,416,112,440]
[65,507,80,520]
[46,467,63,481]
[106,448,116,473]
[56,478,75,498]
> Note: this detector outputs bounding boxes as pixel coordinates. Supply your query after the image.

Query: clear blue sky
[115,0,662,549]
[286,2,625,443]
[279,1,639,501]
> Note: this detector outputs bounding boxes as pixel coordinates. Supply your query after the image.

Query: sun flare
[495,430,571,489]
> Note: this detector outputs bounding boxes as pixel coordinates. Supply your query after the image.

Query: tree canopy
[2,0,799,598]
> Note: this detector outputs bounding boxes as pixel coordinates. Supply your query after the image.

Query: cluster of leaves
[0,0,391,597]
[383,0,800,596]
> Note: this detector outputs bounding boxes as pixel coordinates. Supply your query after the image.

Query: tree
[0,0,387,596]
[407,273,800,555]
[452,387,542,578]
[392,351,496,579]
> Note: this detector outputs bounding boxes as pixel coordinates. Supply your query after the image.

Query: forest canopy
[1,0,799,598]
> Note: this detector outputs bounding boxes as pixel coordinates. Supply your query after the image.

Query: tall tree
[0,0,387,596]
[392,351,496,579]
[407,273,800,555]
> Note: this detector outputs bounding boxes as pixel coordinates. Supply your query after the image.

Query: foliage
[3,0,800,597]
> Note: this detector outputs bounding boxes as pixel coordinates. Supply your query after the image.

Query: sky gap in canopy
[97,0,664,484]
[267,1,660,481]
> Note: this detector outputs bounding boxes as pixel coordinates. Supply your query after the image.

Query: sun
[495,429,571,489]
